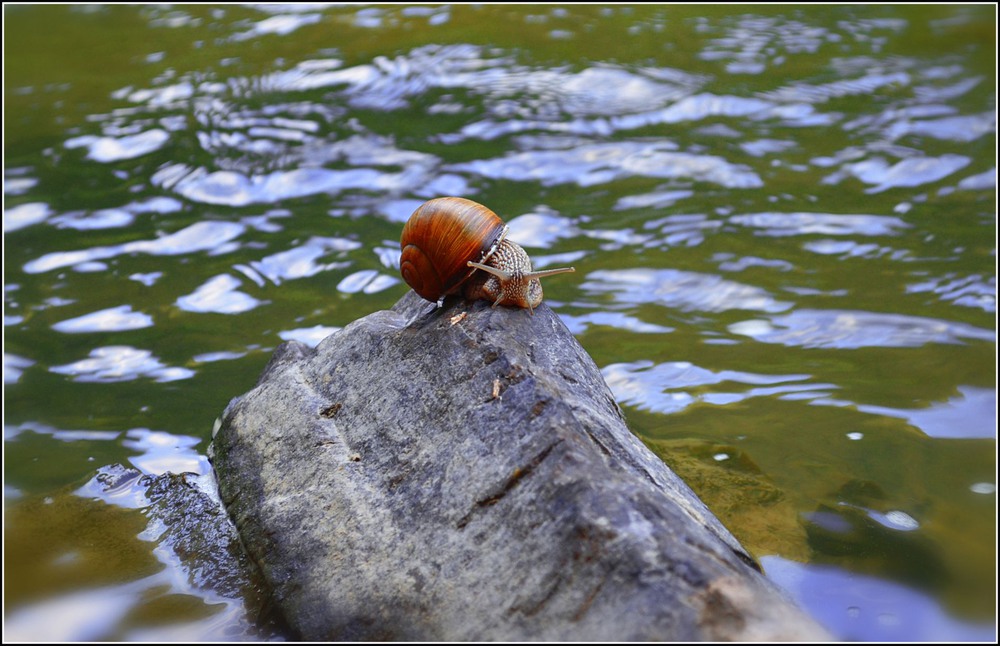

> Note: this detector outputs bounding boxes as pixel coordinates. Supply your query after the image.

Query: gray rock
[210,291,829,641]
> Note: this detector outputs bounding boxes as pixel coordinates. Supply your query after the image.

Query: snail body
[399,197,575,314]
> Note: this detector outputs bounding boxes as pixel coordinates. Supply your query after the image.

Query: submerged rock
[210,291,828,640]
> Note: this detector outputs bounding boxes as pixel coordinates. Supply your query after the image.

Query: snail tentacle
[466,260,512,281]
[526,267,576,279]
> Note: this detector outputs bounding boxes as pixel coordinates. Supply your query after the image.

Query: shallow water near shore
[4,4,995,641]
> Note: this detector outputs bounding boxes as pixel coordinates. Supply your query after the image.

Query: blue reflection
[50,346,195,383]
[584,268,792,313]
[763,556,997,642]
[52,305,154,333]
[602,359,830,415]
[24,221,246,274]
[729,309,994,349]
[176,275,262,314]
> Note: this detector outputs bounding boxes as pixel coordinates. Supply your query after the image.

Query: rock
[209,291,829,641]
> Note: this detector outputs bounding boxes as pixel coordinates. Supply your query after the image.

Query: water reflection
[450,142,763,188]
[336,269,398,294]
[65,129,170,163]
[642,214,723,249]
[50,346,196,383]
[886,112,995,143]
[862,507,921,532]
[3,427,260,641]
[828,154,972,194]
[129,272,163,287]
[230,12,323,42]
[506,210,577,248]
[906,273,996,312]
[245,236,360,285]
[4,166,39,197]
[560,312,673,336]
[166,165,412,207]
[602,359,831,415]
[763,556,996,642]
[700,15,839,74]
[5,421,249,640]
[801,238,908,260]
[6,579,153,642]
[956,167,996,191]
[4,202,52,232]
[52,305,154,333]
[582,268,792,313]
[7,422,121,444]
[763,71,913,104]
[122,428,206,476]
[729,211,911,237]
[4,353,35,383]
[50,198,183,231]
[50,209,135,231]
[176,275,262,314]
[24,221,246,274]
[614,189,694,211]
[729,309,994,349]
[848,386,996,439]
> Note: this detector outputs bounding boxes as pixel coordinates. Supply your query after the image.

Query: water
[3,4,995,641]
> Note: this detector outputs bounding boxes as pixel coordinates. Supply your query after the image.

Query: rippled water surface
[4,4,996,641]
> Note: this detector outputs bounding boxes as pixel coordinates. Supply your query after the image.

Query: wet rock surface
[209,291,829,640]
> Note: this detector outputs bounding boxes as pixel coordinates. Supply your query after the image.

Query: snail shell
[399,197,508,302]
[400,196,575,313]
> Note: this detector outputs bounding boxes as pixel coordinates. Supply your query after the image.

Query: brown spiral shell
[399,197,507,302]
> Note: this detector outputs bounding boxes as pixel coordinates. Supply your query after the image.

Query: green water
[4,4,995,641]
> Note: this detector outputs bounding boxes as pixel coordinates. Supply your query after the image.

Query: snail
[399,197,575,314]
